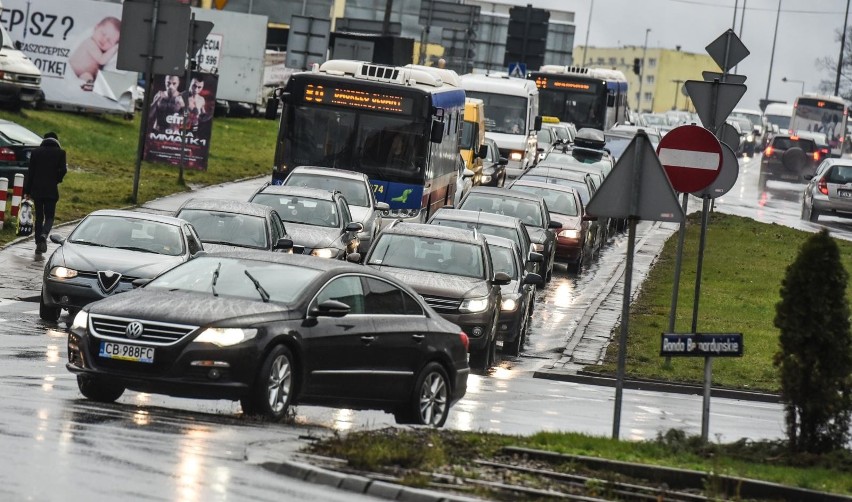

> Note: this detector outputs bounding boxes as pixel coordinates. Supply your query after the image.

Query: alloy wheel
[418,371,448,425]
[266,354,292,413]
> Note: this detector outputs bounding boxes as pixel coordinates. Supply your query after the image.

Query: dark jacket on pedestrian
[24,137,67,200]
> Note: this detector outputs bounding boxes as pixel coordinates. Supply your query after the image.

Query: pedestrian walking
[23,132,67,255]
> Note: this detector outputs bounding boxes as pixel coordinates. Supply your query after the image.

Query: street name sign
[684,79,747,132]
[660,333,744,357]
[657,125,723,193]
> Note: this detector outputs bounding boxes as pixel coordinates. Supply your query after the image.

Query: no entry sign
[656,125,723,193]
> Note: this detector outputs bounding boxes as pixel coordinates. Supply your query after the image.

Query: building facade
[575,45,716,113]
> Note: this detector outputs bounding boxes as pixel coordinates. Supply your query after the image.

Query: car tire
[502,310,526,356]
[66,308,80,324]
[242,345,294,422]
[39,289,60,322]
[394,362,450,427]
[77,375,125,402]
[809,206,821,222]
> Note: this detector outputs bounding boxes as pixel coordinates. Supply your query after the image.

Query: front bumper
[555,236,582,264]
[43,276,135,311]
[434,310,495,352]
[497,308,524,342]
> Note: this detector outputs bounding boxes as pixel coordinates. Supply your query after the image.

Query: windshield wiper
[70,239,110,248]
[113,245,157,254]
[211,261,221,297]
[243,269,270,303]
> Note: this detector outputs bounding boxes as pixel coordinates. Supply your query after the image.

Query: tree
[816,28,852,100]
[774,229,852,454]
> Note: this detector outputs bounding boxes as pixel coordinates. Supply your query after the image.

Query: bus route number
[371,184,384,194]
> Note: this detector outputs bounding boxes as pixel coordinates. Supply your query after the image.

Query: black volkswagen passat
[66,252,469,426]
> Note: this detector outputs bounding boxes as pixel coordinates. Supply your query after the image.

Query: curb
[260,459,483,502]
[533,369,781,403]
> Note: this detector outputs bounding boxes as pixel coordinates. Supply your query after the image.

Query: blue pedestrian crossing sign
[508,62,526,78]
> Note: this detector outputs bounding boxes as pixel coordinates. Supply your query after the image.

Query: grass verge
[585,211,852,393]
[0,108,277,246]
[307,428,852,499]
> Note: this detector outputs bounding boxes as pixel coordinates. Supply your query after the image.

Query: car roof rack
[573,128,607,150]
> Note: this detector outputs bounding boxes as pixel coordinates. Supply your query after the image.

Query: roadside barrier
[0,177,7,229]
[10,173,23,217]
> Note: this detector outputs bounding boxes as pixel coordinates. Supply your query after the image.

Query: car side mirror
[534,116,543,131]
[528,251,544,263]
[493,271,511,286]
[537,147,545,153]
[478,144,488,159]
[430,119,444,143]
[548,220,563,229]
[264,97,279,120]
[346,252,361,263]
[499,157,508,166]
[49,234,65,245]
[274,238,293,250]
[309,299,351,318]
[346,222,364,233]
[132,278,151,288]
[523,272,544,286]
[462,168,475,179]
[376,201,390,211]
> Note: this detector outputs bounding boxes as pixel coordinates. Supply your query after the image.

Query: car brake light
[813,152,820,161]
[459,331,470,352]
[0,147,15,161]
[764,146,773,156]
[818,177,829,195]
[821,148,830,154]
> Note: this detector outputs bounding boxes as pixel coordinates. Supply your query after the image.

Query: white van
[0,12,42,109]
[763,102,793,132]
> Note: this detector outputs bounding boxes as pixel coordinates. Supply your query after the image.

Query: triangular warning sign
[586,132,683,222]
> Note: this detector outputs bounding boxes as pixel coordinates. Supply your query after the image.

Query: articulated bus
[790,94,848,157]
[270,60,465,221]
[529,66,629,131]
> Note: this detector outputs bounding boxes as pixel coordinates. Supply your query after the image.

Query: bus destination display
[303,84,414,114]
[534,77,598,93]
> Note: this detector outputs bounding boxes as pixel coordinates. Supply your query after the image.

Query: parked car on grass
[175,199,292,253]
[249,185,363,259]
[365,221,510,371]
[41,210,202,322]
[279,166,389,254]
[66,251,469,426]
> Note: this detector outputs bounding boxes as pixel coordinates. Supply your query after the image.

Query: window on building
[608,57,617,66]
[648,58,657,68]
[646,75,655,85]
[596,57,604,64]
[620,58,625,64]
[643,92,653,102]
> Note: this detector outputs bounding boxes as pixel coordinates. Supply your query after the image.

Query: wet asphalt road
[1,153,850,500]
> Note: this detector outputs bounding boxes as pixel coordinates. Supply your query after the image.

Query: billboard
[0,0,137,113]
[143,72,218,171]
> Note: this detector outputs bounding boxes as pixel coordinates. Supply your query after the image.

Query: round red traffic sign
[656,124,723,193]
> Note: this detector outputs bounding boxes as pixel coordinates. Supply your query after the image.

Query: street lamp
[781,77,805,95]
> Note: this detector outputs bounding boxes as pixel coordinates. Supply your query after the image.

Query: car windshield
[486,243,517,280]
[147,256,320,303]
[0,123,42,145]
[732,112,762,129]
[465,91,528,134]
[431,218,522,250]
[252,194,339,228]
[603,136,631,160]
[460,193,543,227]
[765,114,791,129]
[521,175,591,205]
[177,209,269,248]
[368,233,485,279]
[510,185,579,216]
[68,215,184,256]
[284,173,369,207]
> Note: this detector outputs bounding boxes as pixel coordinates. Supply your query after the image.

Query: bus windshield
[539,88,601,129]
[465,91,527,134]
[287,106,428,184]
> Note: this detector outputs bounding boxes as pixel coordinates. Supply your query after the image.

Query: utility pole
[764,0,782,104]
[580,0,594,66]
[637,28,650,113]
[836,0,850,95]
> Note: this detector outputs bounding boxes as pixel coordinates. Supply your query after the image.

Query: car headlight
[195,327,258,347]
[532,243,545,252]
[747,134,754,142]
[71,310,88,330]
[50,266,78,279]
[481,175,492,183]
[501,294,521,312]
[559,230,579,239]
[510,152,523,161]
[460,296,489,313]
[311,248,337,259]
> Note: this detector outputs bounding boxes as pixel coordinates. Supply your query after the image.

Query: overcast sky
[497,0,848,110]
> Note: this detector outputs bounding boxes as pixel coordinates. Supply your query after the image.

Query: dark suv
[759,134,818,190]
[364,222,510,371]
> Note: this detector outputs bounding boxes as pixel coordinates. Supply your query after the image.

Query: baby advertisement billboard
[0,0,137,114]
[144,72,218,170]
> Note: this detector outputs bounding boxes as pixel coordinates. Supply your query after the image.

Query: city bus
[528,66,629,131]
[460,73,541,179]
[270,60,465,222]
[789,94,848,157]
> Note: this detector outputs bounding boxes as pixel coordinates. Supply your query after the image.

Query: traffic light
[633,58,641,75]
[504,5,550,70]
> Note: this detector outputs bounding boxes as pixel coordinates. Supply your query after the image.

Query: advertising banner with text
[144,72,218,171]
[0,0,138,113]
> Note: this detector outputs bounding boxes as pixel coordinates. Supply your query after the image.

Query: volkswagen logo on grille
[125,321,144,339]
[97,270,122,293]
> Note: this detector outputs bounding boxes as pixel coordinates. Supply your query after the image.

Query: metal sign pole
[665,192,690,368]
[694,195,712,441]
[132,0,162,205]
[178,13,196,186]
